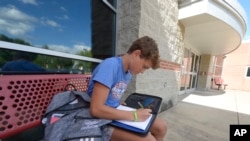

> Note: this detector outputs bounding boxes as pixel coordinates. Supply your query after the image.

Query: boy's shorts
[102,125,114,141]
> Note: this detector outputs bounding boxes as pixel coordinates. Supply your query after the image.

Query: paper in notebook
[110,93,162,136]
[115,105,153,130]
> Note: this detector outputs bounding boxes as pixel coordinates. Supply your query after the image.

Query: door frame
[179,48,200,95]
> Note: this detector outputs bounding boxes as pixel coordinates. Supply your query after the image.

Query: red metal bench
[0,74,91,139]
[214,77,228,90]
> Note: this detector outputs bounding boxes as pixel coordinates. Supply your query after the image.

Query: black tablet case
[110,93,162,136]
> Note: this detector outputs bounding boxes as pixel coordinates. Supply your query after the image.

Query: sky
[0,0,249,53]
[0,0,91,54]
[238,0,250,40]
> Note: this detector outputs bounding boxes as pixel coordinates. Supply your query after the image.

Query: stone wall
[117,0,184,111]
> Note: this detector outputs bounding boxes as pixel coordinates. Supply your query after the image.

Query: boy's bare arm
[90,82,133,121]
[90,82,151,121]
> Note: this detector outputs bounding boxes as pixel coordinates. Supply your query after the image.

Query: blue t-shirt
[87,57,132,108]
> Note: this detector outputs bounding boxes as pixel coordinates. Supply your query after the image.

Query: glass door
[179,48,200,95]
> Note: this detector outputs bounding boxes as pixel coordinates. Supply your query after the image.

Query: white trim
[102,0,117,13]
[184,42,200,56]
[245,66,250,78]
[0,41,102,63]
[242,39,250,43]
[212,0,247,38]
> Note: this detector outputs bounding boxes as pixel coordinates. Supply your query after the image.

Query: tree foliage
[0,34,92,73]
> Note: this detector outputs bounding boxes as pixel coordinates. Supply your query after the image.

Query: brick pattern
[247,43,250,66]
[222,42,250,91]
[160,60,181,71]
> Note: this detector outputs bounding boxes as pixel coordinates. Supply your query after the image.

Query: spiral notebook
[110,93,162,136]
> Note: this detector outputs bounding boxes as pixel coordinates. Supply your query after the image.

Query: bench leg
[224,85,227,90]
[217,85,221,90]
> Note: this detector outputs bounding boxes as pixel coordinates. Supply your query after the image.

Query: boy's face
[129,50,152,75]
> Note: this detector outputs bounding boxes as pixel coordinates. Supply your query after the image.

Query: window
[246,66,250,77]
[0,0,117,74]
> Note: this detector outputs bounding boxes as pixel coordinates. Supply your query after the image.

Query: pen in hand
[138,101,144,109]
[136,104,152,121]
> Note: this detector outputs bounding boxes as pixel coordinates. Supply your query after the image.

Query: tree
[74,49,93,73]
[0,34,32,66]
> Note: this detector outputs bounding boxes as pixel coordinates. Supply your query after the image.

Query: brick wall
[222,41,250,91]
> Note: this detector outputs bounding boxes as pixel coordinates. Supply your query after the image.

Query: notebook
[114,105,153,130]
[110,93,162,136]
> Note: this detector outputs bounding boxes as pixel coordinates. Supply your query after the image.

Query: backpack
[42,84,111,141]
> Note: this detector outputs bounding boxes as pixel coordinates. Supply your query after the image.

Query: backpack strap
[64,83,77,91]
[43,84,90,116]
[73,91,91,102]
[44,90,76,115]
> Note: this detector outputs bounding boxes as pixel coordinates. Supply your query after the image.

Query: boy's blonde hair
[127,36,160,69]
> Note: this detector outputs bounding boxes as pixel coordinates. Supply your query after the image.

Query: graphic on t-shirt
[111,81,127,99]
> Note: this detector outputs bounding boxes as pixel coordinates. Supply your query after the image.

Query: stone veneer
[117,0,184,111]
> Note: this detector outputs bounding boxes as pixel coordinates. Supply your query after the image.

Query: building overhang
[178,0,247,55]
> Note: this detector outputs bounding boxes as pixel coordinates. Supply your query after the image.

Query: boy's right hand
[136,108,152,121]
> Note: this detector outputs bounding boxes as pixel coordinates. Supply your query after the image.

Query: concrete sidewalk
[159,89,250,141]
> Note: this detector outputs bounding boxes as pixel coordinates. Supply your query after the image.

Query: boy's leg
[110,127,156,141]
[150,117,167,141]
[110,117,167,141]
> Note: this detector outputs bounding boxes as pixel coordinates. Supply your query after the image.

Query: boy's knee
[150,118,167,139]
[158,120,167,135]
[144,133,157,141]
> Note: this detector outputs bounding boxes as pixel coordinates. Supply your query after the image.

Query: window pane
[194,55,199,72]
[92,0,116,59]
[0,0,92,55]
[186,75,191,89]
[247,67,250,77]
[189,52,194,72]
[0,48,97,74]
[0,0,117,73]
[192,75,196,88]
